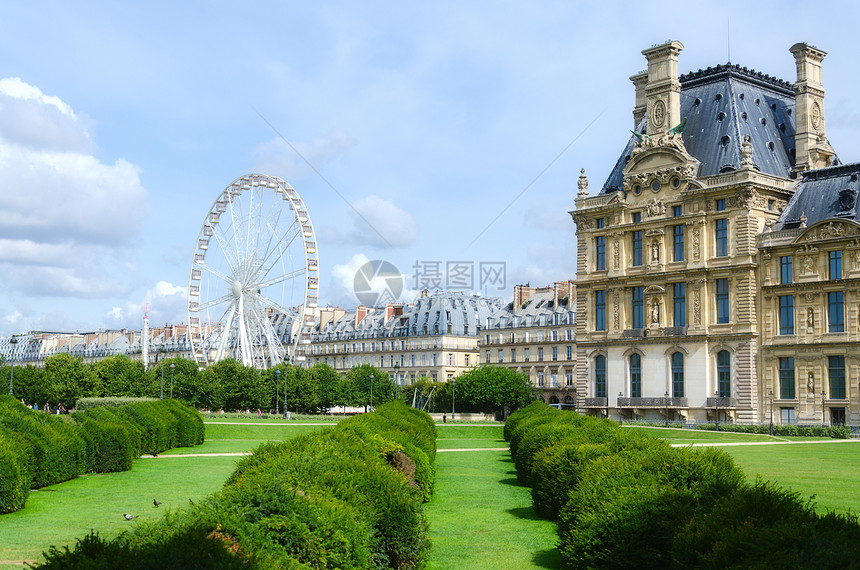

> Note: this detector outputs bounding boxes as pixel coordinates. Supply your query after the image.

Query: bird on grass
[189,498,195,506]
[153,499,162,507]
[123,513,138,521]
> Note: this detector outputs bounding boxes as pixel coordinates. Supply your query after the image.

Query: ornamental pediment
[793,219,860,244]
[622,133,700,194]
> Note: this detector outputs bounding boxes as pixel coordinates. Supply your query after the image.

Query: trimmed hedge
[75,397,158,410]
[33,401,436,569]
[697,422,851,438]
[0,395,204,514]
[505,401,860,568]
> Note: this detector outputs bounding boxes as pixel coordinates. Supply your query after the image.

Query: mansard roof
[602,64,837,193]
[775,162,860,230]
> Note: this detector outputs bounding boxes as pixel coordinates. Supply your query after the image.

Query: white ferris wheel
[187,174,318,369]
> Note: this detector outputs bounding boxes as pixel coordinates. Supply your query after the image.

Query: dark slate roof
[601,64,838,193]
[775,163,860,230]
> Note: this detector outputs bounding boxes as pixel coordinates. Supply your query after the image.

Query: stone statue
[807,372,815,394]
[651,240,660,263]
[651,301,660,325]
[807,308,814,330]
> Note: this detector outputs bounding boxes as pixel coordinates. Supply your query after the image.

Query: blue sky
[1,1,859,337]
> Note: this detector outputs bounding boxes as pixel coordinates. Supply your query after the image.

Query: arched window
[717,350,731,397]
[595,355,607,398]
[671,352,684,398]
[630,353,642,398]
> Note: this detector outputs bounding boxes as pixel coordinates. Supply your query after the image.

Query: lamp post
[275,368,280,415]
[618,392,623,426]
[768,390,774,436]
[452,379,456,421]
[714,390,719,431]
[370,373,374,411]
[8,336,18,396]
[665,390,670,428]
[160,356,164,400]
[822,390,827,427]
[283,367,288,419]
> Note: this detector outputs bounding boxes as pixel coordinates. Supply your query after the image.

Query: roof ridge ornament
[577,168,589,198]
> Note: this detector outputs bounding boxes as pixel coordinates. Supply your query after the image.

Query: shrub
[0,429,33,514]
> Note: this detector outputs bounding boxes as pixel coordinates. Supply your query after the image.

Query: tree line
[2,354,535,415]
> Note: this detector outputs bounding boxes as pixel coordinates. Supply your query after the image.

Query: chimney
[513,284,535,308]
[630,71,648,128]
[355,305,369,327]
[641,40,684,134]
[790,42,834,172]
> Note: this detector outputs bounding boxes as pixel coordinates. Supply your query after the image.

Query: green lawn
[426,425,562,569]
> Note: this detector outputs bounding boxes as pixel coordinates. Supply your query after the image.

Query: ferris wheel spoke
[258,219,301,279]
[208,222,239,275]
[255,267,306,291]
[214,302,237,363]
[197,293,233,312]
[197,262,236,286]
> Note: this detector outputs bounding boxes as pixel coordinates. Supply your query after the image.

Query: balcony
[622,328,645,338]
[618,397,687,408]
[706,397,738,408]
[664,326,687,336]
[584,397,607,408]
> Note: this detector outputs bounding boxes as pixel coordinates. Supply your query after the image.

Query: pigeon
[123,513,138,521]
[189,498,195,506]
[153,499,162,507]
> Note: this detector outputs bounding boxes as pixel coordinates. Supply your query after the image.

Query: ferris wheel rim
[186,173,318,370]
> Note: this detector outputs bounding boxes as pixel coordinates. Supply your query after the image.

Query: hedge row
[697,422,851,438]
[75,397,160,410]
[0,396,203,514]
[505,401,860,568]
[36,401,436,569]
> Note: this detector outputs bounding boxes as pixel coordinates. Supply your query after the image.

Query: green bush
[75,397,158,410]
[696,422,850,438]
[0,429,33,514]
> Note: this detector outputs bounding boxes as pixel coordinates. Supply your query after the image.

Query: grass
[426,425,562,569]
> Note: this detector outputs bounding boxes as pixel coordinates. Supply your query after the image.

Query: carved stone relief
[692,229,701,261]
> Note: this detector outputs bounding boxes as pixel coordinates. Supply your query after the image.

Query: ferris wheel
[187,174,318,369]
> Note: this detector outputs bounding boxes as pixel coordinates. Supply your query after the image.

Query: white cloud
[103,281,188,330]
[251,131,355,179]
[341,194,418,248]
[329,253,419,307]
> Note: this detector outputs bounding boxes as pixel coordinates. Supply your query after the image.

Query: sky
[2,1,860,337]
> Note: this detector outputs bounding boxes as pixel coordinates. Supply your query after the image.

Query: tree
[200,359,267,411]
[345,364,395,411]
[43,353,100,408]
[92,355,145,397]
[310,363,342,412]
[453,365,535,415]
[271,363,320,414]
[161,357,201,405]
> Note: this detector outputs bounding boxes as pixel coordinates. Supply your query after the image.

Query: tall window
[671,352,684,398]
[498,349,503,363]
[779,357,795,399]
[673,224,685,261]
[829,251,842,280]
[673,282,686,327]
[552,347,558,361]
[828,292,844,333]
[715,218,728,257]
[673,205,682,217]
[595,290,606,331]
[632,230,643,266]
[630,353,642,398]
[524,348,529,362]
[828,355,846,399]
[780,256,793,284]
[595,354,606,398]
[632,286,644,329]
[596,217,605,229]
[537,371,544,387]
[778,295,794,335]
[716,279,729,324]
[717,350,731,398]
[595,235,606,270]
[566,346,573,360]
[538,348,544,361]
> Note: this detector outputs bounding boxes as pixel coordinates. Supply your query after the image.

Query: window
[632,230,643,266]
[829,251,842,280]
[595,235,606,270]
[566,372,573,386]
[780,256,793,284]
[566,346,573,360]
[673,282,686,327]
[717,350,731,397]
[596,217,605,229]
[778,295,794,335]
[673,224,685,261]
[497,350,503,363]
[715,218,728,256]
[671,352,684,398]
[566,329,573,340]
[630,353,642,398]
[828,355,846,399]
[595,355,606,398]
[632,286,644,329]
[673,205,682,217]
[523,348,530,362]
[828,292,844,333]
[538,348,544,361]
[464,354,469,367]
[779,357,795,399]
[511,348,516,362]
[485,350,490,363]
[716,279,729,324]
[537,371,544,387]
[447,353,454,366]
[780,407,796,425]
[716,198,726,211]
[595,290,606,331]
[551,330,558,341]
[552,347,558,361]
[551,373,558,387]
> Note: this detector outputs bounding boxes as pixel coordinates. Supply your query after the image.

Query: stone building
[572,40,844,424]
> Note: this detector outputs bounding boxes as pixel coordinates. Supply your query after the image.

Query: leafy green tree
[453,365,535,415]
[92,355,145,397]
[311,363,344,412]
[345,364,395,411]
[270,363,320,414]
[4,364,45,405]
[161,357,201,405]
[43,353,100,408]
[201,359,267,411]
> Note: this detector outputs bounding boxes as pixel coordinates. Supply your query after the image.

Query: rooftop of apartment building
[484,281,576,330]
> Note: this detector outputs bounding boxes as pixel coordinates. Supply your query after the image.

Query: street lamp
[714,390,719,431]
[275,368,280,415]
[664,390,670,428]
[822,390,827,427]
[370,373,374,411]
[169,362,175,399]
[283,367,288,419]
[452,379,456,421]
[768,390,774,436]
[8,336,18,396]
[160,356,164,400]
[618,392,623,426]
